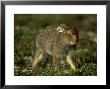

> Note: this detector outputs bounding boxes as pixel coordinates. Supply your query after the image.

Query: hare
[32,24,79,70]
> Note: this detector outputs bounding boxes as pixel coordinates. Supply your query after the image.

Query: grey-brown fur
[32,24,79,70]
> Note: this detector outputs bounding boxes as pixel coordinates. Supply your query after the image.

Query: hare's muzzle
[70,41,76,45]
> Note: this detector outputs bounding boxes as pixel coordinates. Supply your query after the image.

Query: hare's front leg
[66,54,76,71]
[53,56,60,70]
[32,50,44,69]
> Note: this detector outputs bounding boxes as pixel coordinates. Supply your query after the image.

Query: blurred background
[14,14,97,76]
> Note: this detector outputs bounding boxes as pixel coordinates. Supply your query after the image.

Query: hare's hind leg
[32,50,44,69]
[66,55,76,71]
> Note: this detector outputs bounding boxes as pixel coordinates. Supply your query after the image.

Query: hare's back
[36,27,59,53]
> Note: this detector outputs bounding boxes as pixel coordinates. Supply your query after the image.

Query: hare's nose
[75,39,78,44]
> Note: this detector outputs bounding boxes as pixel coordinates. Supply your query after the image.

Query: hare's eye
[67,30,71,35]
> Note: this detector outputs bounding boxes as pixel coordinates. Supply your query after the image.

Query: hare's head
[57,24,79,45]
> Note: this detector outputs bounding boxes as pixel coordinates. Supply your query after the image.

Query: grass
[14,62,97,76]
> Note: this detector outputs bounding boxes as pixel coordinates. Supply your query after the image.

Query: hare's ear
[57,26,64,32]
[57,24,66,32]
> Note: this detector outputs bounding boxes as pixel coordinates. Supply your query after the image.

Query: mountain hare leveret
[32,24,79,70]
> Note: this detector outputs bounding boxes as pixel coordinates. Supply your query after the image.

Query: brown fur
[32,24,79,70]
